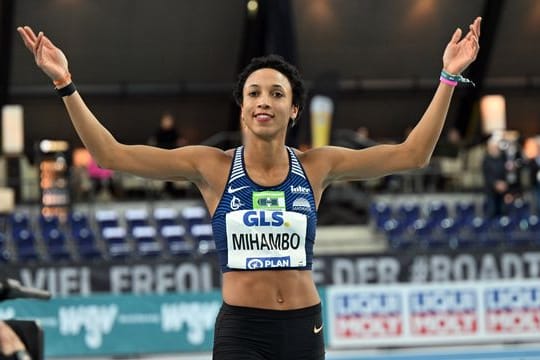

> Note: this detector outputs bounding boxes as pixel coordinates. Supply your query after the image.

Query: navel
[276,290,284,304]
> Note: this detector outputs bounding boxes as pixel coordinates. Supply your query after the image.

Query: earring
[290,118,297,127]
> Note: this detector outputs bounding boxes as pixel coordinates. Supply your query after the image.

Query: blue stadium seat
[369,201,392,231]
[191,223,215,254]
[102,226,127,244]
[154,207,179,228]
[507,198,531,221]
[39,214,60,233]
[161,225,192,255]
[505,217,533,247]
[455,201,476,226]
[77,242,102,260]
[413,218,445,249]
[472,217,500,248]
[455,216,488,249]
[0,233,11,262]
[426,200,449,223]
[437,217,461,249]
[43,228,66,246]
[72,227,96,246]
[527,215,540,246]
[16,245,38,262]
[13,229,38,262]
[383,218,411,250]
[125,209,149,229]
[182,206,209,231]
[108,242,132,259]
[13,228,35,243]
[71,226,102,259]
[480,216,509,248]
[397,202,421,227]
[132,225,161,257]
[10,212,30,235]
[95,209,119,230]
[496,215,517,234]
[102,226,130,259]
[69,211,90,233]
[43,228,71,261]
[529,215,540,230]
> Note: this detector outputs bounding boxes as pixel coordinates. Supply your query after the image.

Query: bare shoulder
[171,145,231,164]
[292,146,339,191]
[175,144,229,156]
[295,146,343,166]
[183,145,233,170]
[296,143,410,182]
[188,146,235,211]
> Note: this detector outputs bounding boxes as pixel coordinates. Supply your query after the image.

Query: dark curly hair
[233,54,307,124]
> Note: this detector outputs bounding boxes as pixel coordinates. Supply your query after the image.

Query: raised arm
[16,26,218,182]
[306,17,482,185]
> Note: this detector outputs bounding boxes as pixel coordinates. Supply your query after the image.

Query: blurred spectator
[148,112,186,149]
[0,321,31,360]
[502,136,524,199]
[148,112,186,197]
[433,128,465,190]
[87,156,116,201]
[529,140,540,214]
[354,126,377,149]
[435,127,464,158]
[71,147,93,201]
[482,138,508,218]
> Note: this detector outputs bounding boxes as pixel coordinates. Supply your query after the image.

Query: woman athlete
[18,16,481,360]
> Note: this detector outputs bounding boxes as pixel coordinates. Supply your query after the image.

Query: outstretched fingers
[17,26,35,52]
[33,32,45,62]
[23,26,38,42]
[474,17,482,38]
[449,28,462,45]
[42,35,54,50]
[36,34,45,65]
[17,26,43,55]
[466,17,482,44]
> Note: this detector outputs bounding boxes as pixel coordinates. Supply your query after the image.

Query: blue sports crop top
[211,146,317,272]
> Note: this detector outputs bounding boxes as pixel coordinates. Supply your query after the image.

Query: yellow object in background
[310,95,334,148]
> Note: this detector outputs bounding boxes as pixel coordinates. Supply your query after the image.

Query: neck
[243,135,288,170]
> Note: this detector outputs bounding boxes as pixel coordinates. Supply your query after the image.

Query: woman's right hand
[17,26,70,85]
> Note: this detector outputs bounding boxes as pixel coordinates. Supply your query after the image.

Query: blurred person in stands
[482,137,508,218]
[148,112,186,149]
[87,154,115,201]
[148,112,186,197]
[436,127,464,157]
[529,140,540,214]
[18,17,481,360]
[354,126,377,149]
[0,321,31,360]
[432,127,465,190]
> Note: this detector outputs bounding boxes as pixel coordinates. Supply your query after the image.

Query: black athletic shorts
[213,302,325,360]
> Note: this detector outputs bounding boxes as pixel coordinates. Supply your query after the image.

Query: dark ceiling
[8,0,540,89]
[2,0,539,146]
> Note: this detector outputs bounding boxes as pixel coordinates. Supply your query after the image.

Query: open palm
[17,26,69,82]
[442,17,482,75]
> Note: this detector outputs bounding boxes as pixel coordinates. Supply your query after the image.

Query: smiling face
[240,68,299,141]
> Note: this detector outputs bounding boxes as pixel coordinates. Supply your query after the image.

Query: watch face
[15,350,31,360]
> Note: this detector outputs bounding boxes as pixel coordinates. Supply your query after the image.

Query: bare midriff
[222,270,320,310]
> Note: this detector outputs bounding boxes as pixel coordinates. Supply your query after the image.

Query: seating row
[1,205,213,263]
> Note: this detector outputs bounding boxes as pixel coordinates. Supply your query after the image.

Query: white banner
[326,280,540,348]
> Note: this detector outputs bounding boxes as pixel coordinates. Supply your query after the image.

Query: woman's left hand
[442,17,482,75]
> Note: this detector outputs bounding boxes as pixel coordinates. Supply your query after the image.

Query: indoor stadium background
[1,0,540,359]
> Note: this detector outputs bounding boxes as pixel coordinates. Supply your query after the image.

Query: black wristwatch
[8,350,31,360]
